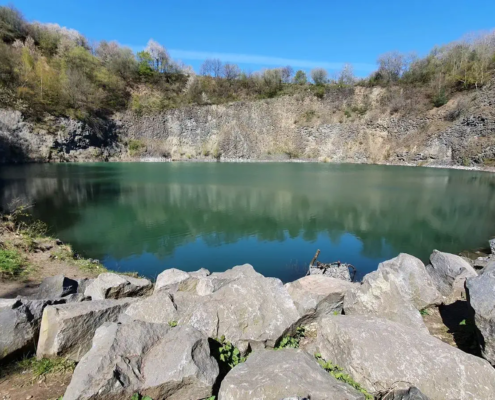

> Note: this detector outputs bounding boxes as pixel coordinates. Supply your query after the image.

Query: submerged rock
[84,273,152,300]
[174,264,300,353]
[36,298,136,361]
[426,250,477,301]
[285,275,355,321]
[466,261,495,365]
[314,315,495,399]
[64,323,219,400]
[218,348,364,400]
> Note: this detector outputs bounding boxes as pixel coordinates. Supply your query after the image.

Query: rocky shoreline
[1,239,495,399]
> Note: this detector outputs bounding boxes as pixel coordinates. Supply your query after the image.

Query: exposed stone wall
[1,81,494,167]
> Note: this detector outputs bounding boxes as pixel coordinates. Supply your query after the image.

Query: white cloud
[127,45,376,72]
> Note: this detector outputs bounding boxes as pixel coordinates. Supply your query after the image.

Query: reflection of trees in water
[1,164,495,263]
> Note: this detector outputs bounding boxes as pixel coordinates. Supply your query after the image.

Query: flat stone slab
[218,348,364,400]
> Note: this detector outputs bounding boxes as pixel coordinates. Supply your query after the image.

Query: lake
[1,163,494,282]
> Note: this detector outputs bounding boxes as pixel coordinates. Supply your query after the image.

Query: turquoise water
[1,163,494,282]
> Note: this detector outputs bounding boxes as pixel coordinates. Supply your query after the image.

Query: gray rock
[84,273,152,300]
[64,323,219,400]
[426,250,477,301]
[218,348,364,400]
[315,315,495,399]
[466,261,495,365]
[31,274,78,299]
[76,278,94,294]
[378,254,442,309]
[309,264,351,281]
[0,302,36,361]
[124,290,178,324]
[381,386,430,400]
[490,238,495,255]
[344,266,428,333]
[175,264,300,353]
[36,298,136,361]
[0,298,20,310]
[154,268,211,295]
[285,275,355,321]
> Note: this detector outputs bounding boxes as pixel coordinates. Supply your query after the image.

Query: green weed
[0,247,26,278]
[276,326,306,349]
[216,336,246,368]
[17,357,76,378]
[168,320,178,327]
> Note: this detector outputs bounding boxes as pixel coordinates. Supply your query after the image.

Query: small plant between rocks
[17,356,76,379]
[276,326,306,349]
[216,336,246,369]
[315,353,373,399]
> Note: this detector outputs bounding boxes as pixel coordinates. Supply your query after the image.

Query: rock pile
[1,244,495,399]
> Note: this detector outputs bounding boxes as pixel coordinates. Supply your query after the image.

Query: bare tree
[337,63,355,86]
[223,63,241,80]
[281,65,293,83]
[377,51,407,82]
[145,39,170,73]
[311,68,328,85]
[200,58,223,77]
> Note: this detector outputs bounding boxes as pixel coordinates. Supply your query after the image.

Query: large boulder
[382,387,430,400]
[378,254,442,309]
[123,290,178,324]
[0,298,67,361]
[426,250,477,301]
[64,323,219,400]
[37,298,136,361]
[154,268,210,294]
[466,261,495,365]
[31,274,78,299]
[84,273,152,300]
[314,315,495,399]
[218,349,364,400]
[344,267,428,333]
[285,275,355,321]
[174,264,300,353]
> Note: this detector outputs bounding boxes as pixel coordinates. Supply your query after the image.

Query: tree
[96,41,136,81]
[337,63,355,86]
[200,58,222,77]
[311,68,328,85]
[281,65,293,83]
[377,51,407,82]
[0,6,28,43]
[293,70,307,84]
[223,63,240,80]
[137,50,154,78]
[144,39,170,73]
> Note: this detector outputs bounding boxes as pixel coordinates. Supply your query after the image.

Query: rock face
[344,265,428,333]
[64,323,219,400]
[426,250,477,300]
[0,301,37,361]
[36,298,136,361]
[84,273,152,300]
[466,261,495,365]
[285,275,355,321]
[315,315,495,399]
[175,264,300,353]
[123,291,178,324]
[218,349,364,400]
[32,274,79,299]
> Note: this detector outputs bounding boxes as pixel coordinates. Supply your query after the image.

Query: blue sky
[4,0,495,76]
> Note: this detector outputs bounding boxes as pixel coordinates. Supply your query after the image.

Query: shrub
[0,247,25,278]
[128,139,145,156]
[432,89,448,108]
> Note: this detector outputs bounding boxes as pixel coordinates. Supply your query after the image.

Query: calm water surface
[1,163,494,282]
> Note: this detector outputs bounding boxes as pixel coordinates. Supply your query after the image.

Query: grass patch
[315,353,373,399]
[0,246,27,279]
[51,245,108,274]
[17,357,76,378]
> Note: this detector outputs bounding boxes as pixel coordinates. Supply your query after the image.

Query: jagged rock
[344,265,428,333]
[315,315,495,399]
[31,274,78,299]
[490,238,495,255]
[218,348,364,400]
[123,291,178,324]
[37,298,136,361]
[76,278,94,294]
[377,254,442,309]
[285,275,355,321]
[174,264,300,353]
[426,250,477,301]
[0,302,36,361]
[154,268,211,294]
[309,264,351,281]
[0,298,19,310]
[84,273,152,300]
[466,261,495,365]
[381,386,430,400]
[64,323,219,400]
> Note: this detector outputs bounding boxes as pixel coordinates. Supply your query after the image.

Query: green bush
[216,336,246,368]
[128,139,145,156]
[0,247,25,278]
[432,89,448,108]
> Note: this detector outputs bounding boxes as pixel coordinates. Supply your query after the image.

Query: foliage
[168,320,178,327]
[420,309,429,316]
[293,70,307,85]
[17,357,76,378]
[0,246,25,278]
[276,326,306,349]
[432,88,448,107]
[128,139,145,156]
[131,394,153,400]
[315,353,373,399]
[216,335,246,369]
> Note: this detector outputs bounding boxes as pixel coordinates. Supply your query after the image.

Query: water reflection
[1,163,494,281]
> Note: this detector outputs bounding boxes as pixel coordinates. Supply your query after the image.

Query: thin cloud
[127,45,376,72]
